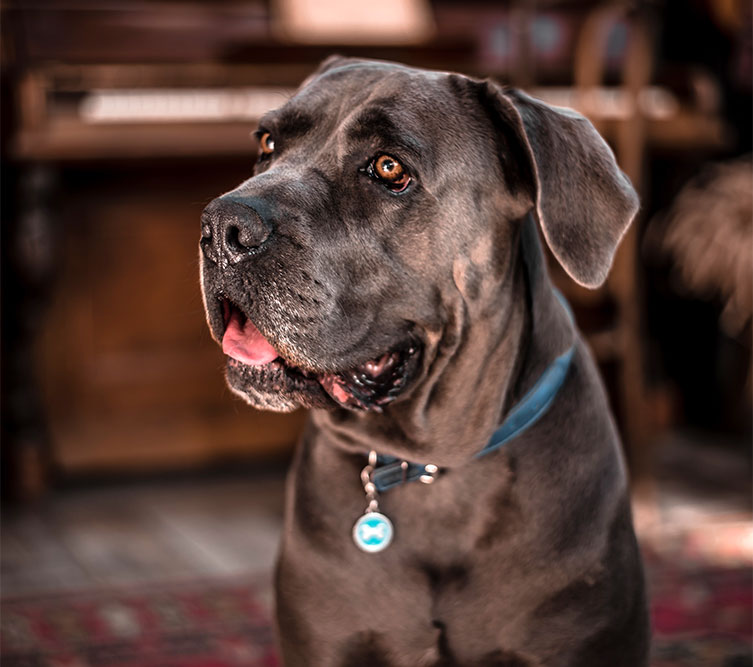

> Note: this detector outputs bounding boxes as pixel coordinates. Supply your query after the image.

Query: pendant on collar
[353,511,393,553]
[352,451,395,553]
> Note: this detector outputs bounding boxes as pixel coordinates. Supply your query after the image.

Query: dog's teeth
[363,353,395,377]
[351,373,370,388]
[362,362,381,376]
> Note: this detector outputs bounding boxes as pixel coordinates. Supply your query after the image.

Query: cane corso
[200,57,649,666]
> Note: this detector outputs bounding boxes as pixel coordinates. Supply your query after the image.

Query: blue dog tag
[352,512,393,553]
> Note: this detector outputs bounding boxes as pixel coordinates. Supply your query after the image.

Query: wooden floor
[2,431,751,599]
[1,469,286,597]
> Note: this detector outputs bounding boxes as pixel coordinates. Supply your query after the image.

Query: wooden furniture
[1,2,731,499]
[1,3,473,498]
[536,5,729,486]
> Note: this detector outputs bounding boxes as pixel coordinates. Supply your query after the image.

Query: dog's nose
[200,197,272,265]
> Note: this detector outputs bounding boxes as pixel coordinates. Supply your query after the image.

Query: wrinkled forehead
[260,63,462,154]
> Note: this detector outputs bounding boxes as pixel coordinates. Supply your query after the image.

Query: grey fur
[200,57,649,666]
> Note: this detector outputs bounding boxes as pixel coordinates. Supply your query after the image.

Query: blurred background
[1,1,750,665]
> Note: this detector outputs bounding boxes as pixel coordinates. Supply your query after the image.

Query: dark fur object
[645,156,753,338]
[200,57,649,666]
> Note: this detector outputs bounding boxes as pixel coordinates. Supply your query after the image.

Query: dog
[199,56,649,666]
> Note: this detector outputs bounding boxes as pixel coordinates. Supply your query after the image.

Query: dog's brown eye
[259,132,275,155]
[374,155,404,181]
[370,154,411,192]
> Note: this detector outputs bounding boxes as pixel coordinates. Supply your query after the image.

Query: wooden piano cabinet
[33,159,306,475]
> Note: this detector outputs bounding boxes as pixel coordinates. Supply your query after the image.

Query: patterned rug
[646,547,752,667]
[2,555,751,667]
[1,577,279,667]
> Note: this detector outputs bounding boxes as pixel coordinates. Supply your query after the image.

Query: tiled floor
[1,470,286,597]
[634,431,752,566]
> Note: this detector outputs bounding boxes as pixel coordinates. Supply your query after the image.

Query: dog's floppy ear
[484,82,639,288]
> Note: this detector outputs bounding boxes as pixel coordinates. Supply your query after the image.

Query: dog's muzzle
[200,196,423,412]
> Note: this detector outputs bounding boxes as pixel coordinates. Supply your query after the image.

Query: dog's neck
[312,214,575,468]
[513,214,577,398]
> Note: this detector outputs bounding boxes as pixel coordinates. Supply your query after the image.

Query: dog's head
[200,57,637,413]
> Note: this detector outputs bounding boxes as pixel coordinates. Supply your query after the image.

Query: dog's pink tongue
[222,310,278,366]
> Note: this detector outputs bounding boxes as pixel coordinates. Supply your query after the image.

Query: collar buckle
[419,463,439,484]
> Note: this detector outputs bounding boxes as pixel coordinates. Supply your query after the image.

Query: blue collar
[369,290,575,493]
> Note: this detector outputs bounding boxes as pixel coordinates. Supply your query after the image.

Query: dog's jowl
[200,57,649,666]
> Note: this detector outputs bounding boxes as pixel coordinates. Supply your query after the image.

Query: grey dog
[199,57,649,666]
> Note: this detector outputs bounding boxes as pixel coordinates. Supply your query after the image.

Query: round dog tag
[352,512,393,553]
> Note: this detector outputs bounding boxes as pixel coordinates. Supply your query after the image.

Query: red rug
[645,546,752,667]
[2,557,751,667]
[1,576,279,667]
